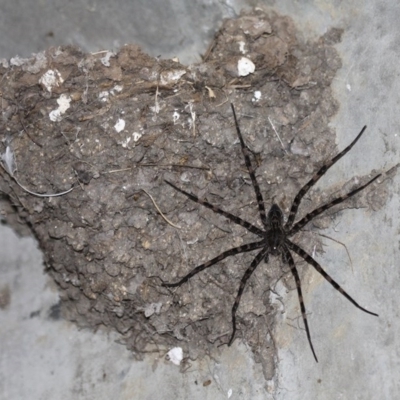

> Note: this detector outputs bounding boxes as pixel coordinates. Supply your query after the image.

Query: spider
[163,103,381,362]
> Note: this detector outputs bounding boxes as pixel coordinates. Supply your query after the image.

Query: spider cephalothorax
[163,103,381,362]
[264,204,285,258]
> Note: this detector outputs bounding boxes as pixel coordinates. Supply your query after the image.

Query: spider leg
[165,180,264,237]
[162,240,265,287]
[282,244,318,362]
[231,103,268,227]
[228,247,268,346]
[286,240,379,317]
[285,126,368,229]
[289,173,381,236]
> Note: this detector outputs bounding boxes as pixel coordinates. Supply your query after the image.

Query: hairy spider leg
[164,180,264,237]
[231,103,269,227]
[162,241,265,287]
[285,126,368,230]
[289,173,381,236]
[286,240,378,317]
[228,247,269,346]
[282,245,318,362]
[163,108,381,361]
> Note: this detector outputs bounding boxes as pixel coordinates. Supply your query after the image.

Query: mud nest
[0,9,390,379]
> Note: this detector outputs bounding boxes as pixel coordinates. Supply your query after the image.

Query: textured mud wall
[0,9,388,379]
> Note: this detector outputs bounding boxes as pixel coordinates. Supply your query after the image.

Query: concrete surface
[1,1,399,399]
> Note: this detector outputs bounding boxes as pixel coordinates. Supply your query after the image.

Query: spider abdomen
[265,230,285,256]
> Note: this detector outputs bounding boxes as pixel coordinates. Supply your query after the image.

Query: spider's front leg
[285,125,372,231]
[231,103,269,227]
[162,241,265,288]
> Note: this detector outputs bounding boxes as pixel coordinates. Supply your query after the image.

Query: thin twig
[154,84,160,114]
[0,154,74,198]
[305,229,354,273]
[139,163,210,171]
[186,102,196,136]
[268,116,288,154]
[105,167,132,174]
[14,178,74,197]
[18,115,43,148]
[317,231,353,273]
[141,188,181,229]
[105,164,211,174]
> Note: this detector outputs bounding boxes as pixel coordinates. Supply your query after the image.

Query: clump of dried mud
[0,9,389,380]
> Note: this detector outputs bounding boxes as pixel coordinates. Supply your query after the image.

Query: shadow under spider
[162,103,381,362]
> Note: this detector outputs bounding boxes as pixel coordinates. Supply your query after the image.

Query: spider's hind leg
[287,240,378,317]
[228,247,268,346]
[282,244,319,362]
